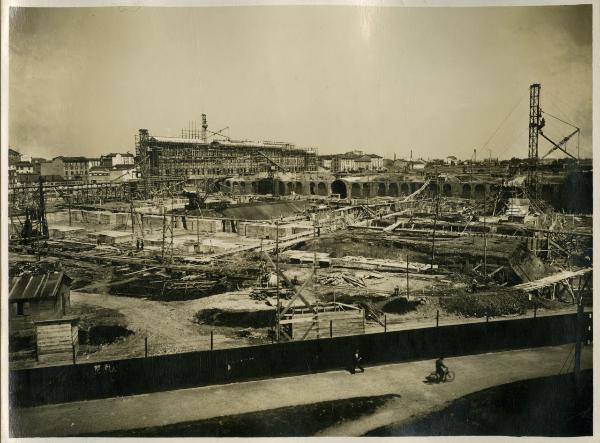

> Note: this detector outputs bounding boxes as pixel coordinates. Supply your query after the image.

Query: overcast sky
[8,5,593,160]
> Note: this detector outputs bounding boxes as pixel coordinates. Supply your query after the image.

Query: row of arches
[224,178,514,200]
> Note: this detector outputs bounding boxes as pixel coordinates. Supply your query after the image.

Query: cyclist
[435,357,448,383]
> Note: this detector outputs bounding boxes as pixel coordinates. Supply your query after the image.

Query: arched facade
[474,184,486,199]
[317,182,328,196]
[331,180,347,198]
[462,184,472,198]
[443,183,452,196]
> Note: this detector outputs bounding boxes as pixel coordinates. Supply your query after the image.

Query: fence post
[534,303,537,319]
[211,330,214,350]
[330,320,333,338]
[145,337,148,358]
[486,312,489,323]
[72,343,76,365]
[384,315,387,332]
[436,310,439,328]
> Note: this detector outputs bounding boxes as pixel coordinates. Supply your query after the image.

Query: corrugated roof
[9,272,70,301]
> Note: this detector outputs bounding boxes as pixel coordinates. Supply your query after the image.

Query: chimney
[201,114,208,143]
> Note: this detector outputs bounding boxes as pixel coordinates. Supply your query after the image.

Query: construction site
[7,84,593,369]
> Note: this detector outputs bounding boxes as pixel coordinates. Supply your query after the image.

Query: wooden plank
[513,268,592,292]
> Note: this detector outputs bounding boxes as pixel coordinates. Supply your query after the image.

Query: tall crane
[527,83,542,195]
[526,83,581,195]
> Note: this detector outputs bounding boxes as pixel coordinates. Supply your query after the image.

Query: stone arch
[317,182,327,196]
[310,182,316,195]
[401,183,410,195]
[541,184,553,201]
[462,184,472,198]
[443,183,452,197]
[362,183,371,198]
[286,182,294,194]
[295,181,304,194]
[251,182,257,193]
[389,182,399,197]
[474,184,486,199]
[331,180,348,198]
[377,183,386,196]
[239,181,246,194]
[429,182,439,196]
[351,183,362,198]
[278,181,286,196]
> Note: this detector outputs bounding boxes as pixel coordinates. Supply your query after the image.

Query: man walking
[352,349,365,374]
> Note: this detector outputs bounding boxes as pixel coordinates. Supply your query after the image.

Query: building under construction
[136,124,318,179]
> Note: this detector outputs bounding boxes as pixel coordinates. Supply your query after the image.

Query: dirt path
[72,291,201,342]
[11,344,592,437]
[69,289,581,362]
[70,290,272,361]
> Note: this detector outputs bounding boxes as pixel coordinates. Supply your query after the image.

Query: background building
[41,156,90,181]
[136,129,318,178]
[101,153,134,167]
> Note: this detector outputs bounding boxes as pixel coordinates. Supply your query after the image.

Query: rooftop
[9,271,71,302]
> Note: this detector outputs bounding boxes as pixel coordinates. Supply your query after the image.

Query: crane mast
[527,83,542,196]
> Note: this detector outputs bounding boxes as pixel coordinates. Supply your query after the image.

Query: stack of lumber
[318,272,366,287]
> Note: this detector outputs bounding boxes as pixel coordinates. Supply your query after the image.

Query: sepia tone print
[4,3,594,439]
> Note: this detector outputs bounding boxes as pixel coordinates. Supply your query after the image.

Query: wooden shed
[33,317,79,363]
[9,271,72,322]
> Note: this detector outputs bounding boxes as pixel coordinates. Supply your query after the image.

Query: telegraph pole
[406,253,410,299]
[483,187,487,276]
[431,177,440,268]
[275,220,280,341]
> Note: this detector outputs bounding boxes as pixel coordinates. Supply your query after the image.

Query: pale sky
[8,5,593,160]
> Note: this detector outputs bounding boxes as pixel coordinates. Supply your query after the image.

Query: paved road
[10,343,592,437]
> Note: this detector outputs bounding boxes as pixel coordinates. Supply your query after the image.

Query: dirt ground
[70,289,274,361]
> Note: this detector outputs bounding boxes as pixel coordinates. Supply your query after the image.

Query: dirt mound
[220,201,311,220]
[382,297,420,314]
[439,291,538,317]
[79,325,134,346]
[194,308,275,328]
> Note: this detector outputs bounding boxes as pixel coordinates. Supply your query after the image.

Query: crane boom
[539,128,579,160]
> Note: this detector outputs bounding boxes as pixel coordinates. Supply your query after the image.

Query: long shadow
[366,370,593,437]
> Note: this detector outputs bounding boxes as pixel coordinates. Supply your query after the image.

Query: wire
[541,110,579,130]
[481,95,527,152]
[545,90,581,121]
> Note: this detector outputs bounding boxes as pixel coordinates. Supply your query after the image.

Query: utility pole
[431,177,440,268]
[196,215,200,247]
[574,291,583,382]
[406,252,410,299]
[275,220,280,341]
[130,200,135,234]
[161,207,167,258]
[483,187,487,276]
[68,197,72,227]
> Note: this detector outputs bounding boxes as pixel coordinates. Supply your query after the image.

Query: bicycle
[426,369,455,383]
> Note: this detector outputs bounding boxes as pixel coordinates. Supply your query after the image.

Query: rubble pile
[318,271,384,288]
[249,287,294,301]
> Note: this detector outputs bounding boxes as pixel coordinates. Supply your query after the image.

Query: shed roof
[9,272,71,302]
